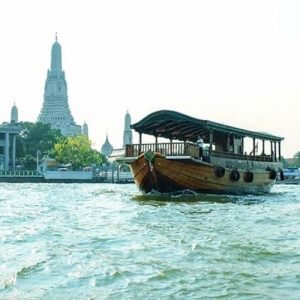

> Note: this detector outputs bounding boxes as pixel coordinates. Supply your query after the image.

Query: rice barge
[121,110,284,194]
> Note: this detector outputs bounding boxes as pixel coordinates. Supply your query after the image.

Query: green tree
[16,122,63,169]
[280,156,289,168]
[292,151,300,167]
[53,135,105,170]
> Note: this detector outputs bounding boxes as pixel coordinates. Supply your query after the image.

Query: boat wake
[133,189,269,205]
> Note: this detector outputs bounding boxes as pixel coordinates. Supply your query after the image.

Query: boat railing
[210,150,273,162]
[125,143,275,162]
[125,142,198,157]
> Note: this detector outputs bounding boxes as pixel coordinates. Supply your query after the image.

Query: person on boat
[196,136,204,158]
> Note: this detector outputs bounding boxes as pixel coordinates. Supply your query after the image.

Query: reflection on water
[133,189,267,205]
[0,183,300,299]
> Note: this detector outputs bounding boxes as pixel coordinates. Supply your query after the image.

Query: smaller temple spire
[101,133,113,158]
[123,110,133,147]
[82,120,89,137]
[11,101,18,123]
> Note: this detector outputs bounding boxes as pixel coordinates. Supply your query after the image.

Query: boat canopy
[131,110,284,143]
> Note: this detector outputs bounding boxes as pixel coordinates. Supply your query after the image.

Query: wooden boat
[120,110,284,194]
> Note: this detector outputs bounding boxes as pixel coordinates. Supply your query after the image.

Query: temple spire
[123,110,133,147]
[38,36,81,136]
[11,102,18,123]
[51,33,62,72]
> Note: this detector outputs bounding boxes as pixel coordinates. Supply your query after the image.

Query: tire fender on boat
[268,169,277,180]
[243,171,254,183]
[230,169,240,181]
[279,170,285,181]
[214,166,225,177]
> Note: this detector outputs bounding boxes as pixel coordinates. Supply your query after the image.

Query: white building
[0,125,21,171]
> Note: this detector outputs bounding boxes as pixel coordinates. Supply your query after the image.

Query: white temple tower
[11,102,18,123]
[38,34,81,136]
[123,110,133,147]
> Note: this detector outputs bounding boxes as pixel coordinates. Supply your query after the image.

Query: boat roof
[131,110,284,142]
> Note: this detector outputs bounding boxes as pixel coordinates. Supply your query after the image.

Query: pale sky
[1,0,300,157]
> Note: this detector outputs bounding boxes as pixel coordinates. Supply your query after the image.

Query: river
[0,183,299,299]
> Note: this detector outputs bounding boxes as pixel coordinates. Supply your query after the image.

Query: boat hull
[130,152,277,195]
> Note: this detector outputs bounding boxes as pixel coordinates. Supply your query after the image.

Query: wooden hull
[130,152,277,195]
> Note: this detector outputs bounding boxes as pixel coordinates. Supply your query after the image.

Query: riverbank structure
[0,124,21,171]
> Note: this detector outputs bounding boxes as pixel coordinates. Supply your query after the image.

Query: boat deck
[124,143,275,162]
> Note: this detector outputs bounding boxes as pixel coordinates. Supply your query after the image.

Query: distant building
[10,102,18,123]
[0,124,21,171]
[101,134,113,158]
[123,110,133,147]
[82,121,89,137]
[38,34,82,136]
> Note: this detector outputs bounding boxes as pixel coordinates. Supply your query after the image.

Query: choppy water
[0,183,300,299]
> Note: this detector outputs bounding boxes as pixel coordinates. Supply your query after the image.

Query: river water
[0,183,299,299]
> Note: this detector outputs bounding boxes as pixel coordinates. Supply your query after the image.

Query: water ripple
[0,183,300,299]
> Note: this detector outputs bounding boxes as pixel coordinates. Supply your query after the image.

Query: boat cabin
[125,110,284,163]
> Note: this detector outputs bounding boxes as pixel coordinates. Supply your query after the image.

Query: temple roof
[131,110,284,142]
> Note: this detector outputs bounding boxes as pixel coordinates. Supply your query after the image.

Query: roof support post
[253,138,256,158]
[279,141,281,161]
[155,135,158,152]
[274,141,277,162]
[227,134,230,152]
[270,141,274,161]
[138,132,142,154]
[241,137,244,155]
[209,130,213,153]
[170,139,173,155]
[262,140,265,155]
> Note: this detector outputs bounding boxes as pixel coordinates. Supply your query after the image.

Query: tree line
[15,122,106,170]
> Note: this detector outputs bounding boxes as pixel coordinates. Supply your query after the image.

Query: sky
[1,0,300,157]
